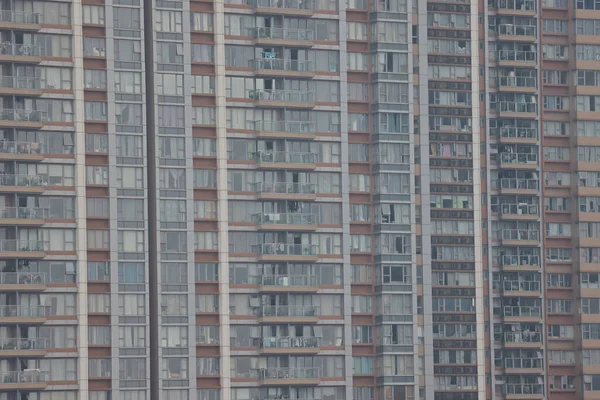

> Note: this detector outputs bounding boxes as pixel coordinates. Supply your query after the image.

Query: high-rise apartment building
[0,0,596,398]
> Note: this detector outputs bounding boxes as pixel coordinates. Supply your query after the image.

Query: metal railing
[500,203,538,216]
[504,331,542,343]
[503,305,541,317]
[0,370,47,384]
[496,24,537,37]
[257,274,320,287]
[497,76,536,88]
[496,101,537,113]
[260,336,320,349]
[249,89,315,103]
[0,337,47,351]
[0,305,47,318]
[494,126,537,140]
[501,280,541,292]
[0,109,46,123]
[253,151,317,164]
[0,207,48,220]
[505,357,543,369]
[249,0,314,10]
[260,304,319,317]
[251,58,314,72]
[502,229,539,241]
[0,272,46,285]
[0,10,41,24]
[500,152,538,164]
[252,243,319,256]
[504,383,544,395]
[0,76,41,90]
[491,0,536,11]
[501,254,539,267]
[497,49,536,62]
[0,174,47,187]
[257,367,320,380]
[254,120,315,134]
[499,178,538,190]
[0,43,42,57]
[252,27,315,41]
[0,140,44,155]
[0,239,44,252]
[252,213,317,226]
[253,182,316,195]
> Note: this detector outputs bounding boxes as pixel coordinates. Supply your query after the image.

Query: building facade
[0,0,594,399]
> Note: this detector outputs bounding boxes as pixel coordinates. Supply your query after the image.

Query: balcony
[490,0,536,16]
[499,203,539,220]
[502,305,541,321]
[251,58,315,78]
[500,254,540,271]
[0,141,44,162]
[252,213,318,231]
[0,305,47,324]
[0,207,48,226]
[249,89,315,108]
[252,27,315,47]
[504,358,544,373]
[0,10,42,29]
[0,370,47,390]
[0,338,47,356]
[256,367,320,385]
[0,76,42,97]
[256,273,319,292]
[259,304,319,323]
[0,109,46,129]
[498,178,538,195]
[253,151,317,170]
[495,24,537,42]
[494,126,537,144]
[0,272,47,291]
[499,153,538,169]
[501,229,539,245]
[500,280,541,296]
[260,336,320,354]
[255,120,316,140]
[253,182,317,201]
[0,239,45,259]
[249,0,314,16]
[0,174,47,194]
[503,332,542,348]
[252,243,319,261]
[504,383,544,399]
[495,101,538,118]
[497,76,537,93]
[497,50,536,67]
[0,43,43,63]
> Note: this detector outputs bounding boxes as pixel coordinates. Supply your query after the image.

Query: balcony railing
[0,109,46,123]
[500,204,538,216]
[0,370,47,384]
[0,76,41,91]
[503,305,541,317]
[260,336,320,349]
[0,272,46,285]
[0,207,48,220]
[252,27,315,41]
[249,0,315,10]
[504,358,543,369]
[504,331,542,343]
[501,254,540,267]
[249,89,315,104]
[0,305,47,318]
[0,174,47,187]
[504,383,544,395]
[491,0,536,11]
[255,120,315,134]
[251,58,315,72]
[252,243,319,256]
[500,152,537,164]
[257,367,320,380]
[499,178,538,191]
[497,49,536,62]
[252,213,317,226]
[493,126,537,140]
[0,10,41,24]
[0,43,42,57]
[260,304,319,317]
[497,76,536,88]
[257,274,320,287]
[502,229,539,241]
[496,101,537,113]
[0,239,44,252]
[253,151,317,165]
[0,337,47,351]
[253,182,316,195]
[0,141,43,155]
[501,280,541,292]
[496,24,537,37]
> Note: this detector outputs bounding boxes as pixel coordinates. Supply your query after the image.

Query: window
[155,10,182,33]
[347,22,368,40]
[197,358,219,376]
[350,204,371,222]
[196,295,219,312]
[85,101,107,121]
[88,262,110,281]
[89,326,111,345]
[119,326,146,347]
[192,107,216,125]
[114,71,142,94]
[196,263,218,281]
[191,12,213,31]
[352,296,372,313]
[83,37,106,57]
[157,73,184,97]
[117,167,144,189]
[197,326,220,344]
[191,44,214,63]
[87,230,109,249]
[89,358,111,378]
[86,166,108,185]
[87,198,109,217]
[195,232,218,250]
[353,356,374,374]
[352,265,372,283]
